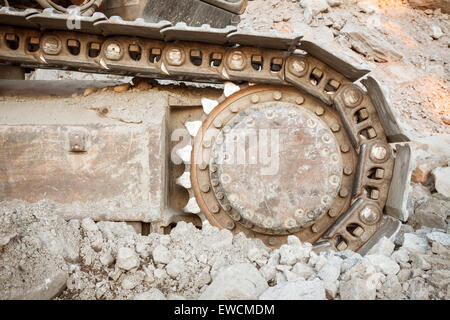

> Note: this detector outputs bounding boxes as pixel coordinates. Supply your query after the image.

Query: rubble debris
[0,197,449,300]
[259,278,326,300]
[432,167,450,198]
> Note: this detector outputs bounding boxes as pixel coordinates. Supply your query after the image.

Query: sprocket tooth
[175,144,192,164]
[223,81,240,97]
[176,171,192,189]
[201,97,219,115]
[183,197,201,214]
[184,120,203,137]
[161,62,169,75]
[99,58,109,70]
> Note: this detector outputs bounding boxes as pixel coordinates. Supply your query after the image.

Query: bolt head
[166,48,184,66]
[340,144,350,153]
[315,107,325,116]
[370,144,387,161]
[359,205,380,225]
[343,86,362,108]
[226,221,235,230]
[211,204,220,213]
[344,167,353,175]
[228,51,246,71]
[339,187,349,198]
[42,36,61,55]
[251,95,260,104]
[331,123,340,132]
[289,58,307,77]
[273,91,282,101]
[105,42,122,60]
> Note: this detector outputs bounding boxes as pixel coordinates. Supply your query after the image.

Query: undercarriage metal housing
[103,0,245,28]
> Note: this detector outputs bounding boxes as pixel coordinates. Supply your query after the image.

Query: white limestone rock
[365,254,400,275]
[259,278,326,300]
[199,263,268,300]
[116,247,140,271]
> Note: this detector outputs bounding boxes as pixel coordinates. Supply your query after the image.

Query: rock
[341,257,376,281]
[292,263,315,279]
[412,199,448,230]
[134,288,166,300]
[427,269,450,289]
[366,255,400,275]
[135,81,153,91]
[339,251,363,274]
[431,25,443,39]
[410,253,431,271]
[9,269,68,300]
[83,87,97,97]
[326,0,342,7]
[81,218,98,232]
[426,231,450,246]
[259,278,326,300]
[99,250,114,266]
[392,248,410,266]
[279,242,311,265]
[379,275,405,299]
[357,0,379,13]
[203,228,233,250]
[247,247,269,264]
[300,0,330,16]
[411,163,433,183]
[318,255,342,283]
[197,267,212,288]
[407,277,430,300]
[394,224,415,247]
[340,277,376,300]
[408,0,450,14]
[259,264,277,282]
[199,263,268,300]
[154,268,167,280]
[397,269,412,282]
[166,259,185,279]
[367,237,395,256]
[152,245,171,265]
[402,233,429,254]
[432,167,450,197]
[121,271,144,290]
[431,241,450,257]
[113,83,130,93]
[116,247,140,271]
[341,23,402,62]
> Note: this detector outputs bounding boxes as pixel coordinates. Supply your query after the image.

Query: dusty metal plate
[26,8,107,34]
[299,40,370,82]
[210,102,343,233]
[161,23,236,44]
[0,7,40,28]
[94,17,170,40]
[227,29,302,50]
[142,0,239,28]
[201,0,248,14]
[361,76,409,143]
[385,144,412,222]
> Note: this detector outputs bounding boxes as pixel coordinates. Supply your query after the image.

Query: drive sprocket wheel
[189,84,360,248]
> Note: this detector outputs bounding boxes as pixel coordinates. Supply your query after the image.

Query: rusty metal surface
[191,85,357,248]
[200,0,248,14]
[210,102,343,233]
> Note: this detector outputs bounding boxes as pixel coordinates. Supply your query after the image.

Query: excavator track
[0,6,412,251]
